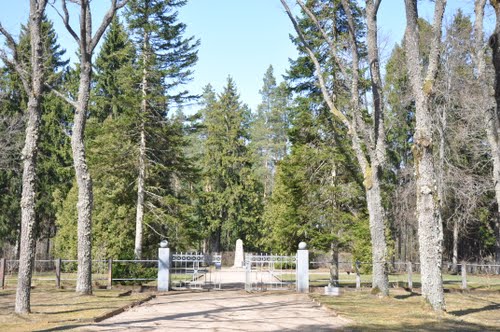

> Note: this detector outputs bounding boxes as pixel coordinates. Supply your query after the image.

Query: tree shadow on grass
[448,302,500,317]
[342,319,491,332]
[393,291,420,300]
[34,324,84,331]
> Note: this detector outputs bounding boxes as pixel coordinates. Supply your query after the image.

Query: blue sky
[0,0,487,112]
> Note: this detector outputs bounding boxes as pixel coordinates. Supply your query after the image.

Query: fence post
[296,242,309,293]
[407,261,413,291]
[355,261,361,290]
[461,261,467,290]
[107,259,113,289]
[55,258,61,289]
[158,240,171,291]
[0,258,5,289]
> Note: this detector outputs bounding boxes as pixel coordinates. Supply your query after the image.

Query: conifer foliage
[2,1,500,316]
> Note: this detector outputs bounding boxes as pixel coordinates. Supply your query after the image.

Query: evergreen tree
[250,65,290,200]
[126,0,199,258]
[54,116,137,260]
[55,10,200,258]
[54,17,138,259]
[93,16,137,121]
[199,79,263,252]
[0,17,71,253]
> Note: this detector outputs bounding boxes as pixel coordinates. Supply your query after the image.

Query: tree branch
[281,0,368,173]
[0,24,30,93]
[50,0,80,43]
[340,0,372,150]
[280,0,348,127]
[474,0,487,78]
[47,84,79,109]
[366,0,387,166]
[423,0,447,94]
[90,0,129,53]
[296,0,349,80]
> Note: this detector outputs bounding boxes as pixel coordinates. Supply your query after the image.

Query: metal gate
[170,252,221,290]
[245,253,296,291]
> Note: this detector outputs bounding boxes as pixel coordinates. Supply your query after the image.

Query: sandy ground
[81,290,350,331]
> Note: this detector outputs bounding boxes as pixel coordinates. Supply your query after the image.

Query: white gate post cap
[160,240,169,248]
[298,242,307,250]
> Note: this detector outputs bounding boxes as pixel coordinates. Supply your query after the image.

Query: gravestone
[324,284,340,296]
[233,239,245,268]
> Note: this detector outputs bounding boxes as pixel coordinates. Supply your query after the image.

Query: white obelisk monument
[233,239,244,268]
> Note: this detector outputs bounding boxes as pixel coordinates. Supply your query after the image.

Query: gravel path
[81,290,350,331]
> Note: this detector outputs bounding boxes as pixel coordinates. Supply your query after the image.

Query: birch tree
[50,0,128,295]
[403,0,446,311]
[0,0,48,314]
[280,0,389,295]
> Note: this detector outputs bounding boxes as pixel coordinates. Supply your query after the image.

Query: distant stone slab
[324,285,340,296]
[233,239,244,268]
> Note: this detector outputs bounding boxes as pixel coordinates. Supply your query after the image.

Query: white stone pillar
[158,240,171,292]
[296,242,309,293]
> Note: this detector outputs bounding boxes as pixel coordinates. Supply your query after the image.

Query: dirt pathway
[81,290,349,331]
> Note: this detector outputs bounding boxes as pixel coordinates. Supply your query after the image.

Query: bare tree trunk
[15,100,42,313]
[452,219,459,272]
[404,0,446,312]
[135,35,149,259]
[134,126,145,259]
[487,0,500,265]
[366,170,389,295]
[53,0,129,294]
[74,48,93,295]
[329,241,339,286]
[365,0,388,296]
[0,0,49,314]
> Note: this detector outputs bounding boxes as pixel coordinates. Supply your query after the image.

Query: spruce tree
[54,15,138,260]
[126,0,199,258]
[0,17,71,255]
[199,78,263,252]
[250,65,290,200]
[93,16,137,121]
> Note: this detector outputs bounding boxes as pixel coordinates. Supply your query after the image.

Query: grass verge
[311,288,500,331]
[0,288,154,332]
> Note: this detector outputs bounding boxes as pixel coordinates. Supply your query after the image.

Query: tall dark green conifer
[250,65,290,200]
[127,0,199,258]
[93,17,137,121]
[199,78,263,252]
[0,17,71,254]
[54,16,138,260]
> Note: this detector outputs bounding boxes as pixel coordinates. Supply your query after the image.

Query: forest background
[0,0,499,311]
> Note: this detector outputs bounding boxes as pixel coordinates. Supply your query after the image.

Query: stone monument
[233,239,245,268]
